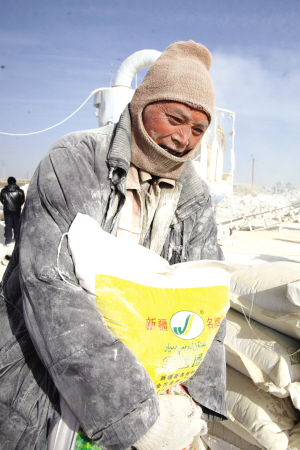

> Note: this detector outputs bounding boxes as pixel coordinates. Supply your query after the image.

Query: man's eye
[193,128,204,135]
[169,115,181,123]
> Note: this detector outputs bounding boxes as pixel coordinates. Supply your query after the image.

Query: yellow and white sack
[230,262,300,340]
[68,213,234,392]
[224,366,299,450]
[225,308,300,409]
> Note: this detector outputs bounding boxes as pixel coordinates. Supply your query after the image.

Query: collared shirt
[117,164,176,246]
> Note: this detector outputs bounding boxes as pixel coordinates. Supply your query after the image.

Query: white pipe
[113,50,162,87]
[215,147,223,183]
[199,136,208,180]
[215,107,235,114]
[230,113,236,177]
[208,135,218,183]
[93,50,162,126]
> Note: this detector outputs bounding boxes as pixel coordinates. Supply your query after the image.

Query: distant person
[0,176,25,246]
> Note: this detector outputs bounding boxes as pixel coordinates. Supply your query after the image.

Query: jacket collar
[106,106,131,180]
[106,105,207,220]
[6,185,19,192]
[176,160,206,220]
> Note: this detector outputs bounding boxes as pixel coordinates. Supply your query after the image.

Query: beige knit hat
[130,40,215,178]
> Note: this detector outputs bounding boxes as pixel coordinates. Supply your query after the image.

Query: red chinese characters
[158,319,168,331]
[146,318,168,331]
[146,317,156,330]
[206,317,221,329]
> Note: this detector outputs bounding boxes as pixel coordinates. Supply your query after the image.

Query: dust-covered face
[142,101,209,157]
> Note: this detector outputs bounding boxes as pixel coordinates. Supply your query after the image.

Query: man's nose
[172,126,191,148]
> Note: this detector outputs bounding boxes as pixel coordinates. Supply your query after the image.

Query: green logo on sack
[170,311,204,340]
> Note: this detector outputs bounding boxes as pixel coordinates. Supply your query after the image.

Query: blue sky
[1,0,299,187]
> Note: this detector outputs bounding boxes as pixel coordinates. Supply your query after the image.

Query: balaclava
[130,40,215,179]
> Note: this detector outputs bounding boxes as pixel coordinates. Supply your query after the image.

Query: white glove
[132,394,207,450]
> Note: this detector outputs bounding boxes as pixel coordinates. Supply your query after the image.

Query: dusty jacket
[0,184,25,214]
[0,107,226,450]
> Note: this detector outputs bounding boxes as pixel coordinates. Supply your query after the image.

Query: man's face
[142,101,209,157]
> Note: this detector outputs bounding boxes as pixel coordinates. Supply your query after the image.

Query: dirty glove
[131,394,207,450]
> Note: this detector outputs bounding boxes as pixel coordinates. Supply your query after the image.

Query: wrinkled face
[142,101,209,157]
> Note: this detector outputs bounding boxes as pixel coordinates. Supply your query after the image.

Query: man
[0,176,25,246]
[0,41,227,450]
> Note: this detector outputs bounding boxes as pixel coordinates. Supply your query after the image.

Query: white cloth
[132,395,207,450]
[117,164,178,251]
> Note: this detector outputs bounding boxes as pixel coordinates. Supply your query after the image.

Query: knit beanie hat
[130,40,215,178]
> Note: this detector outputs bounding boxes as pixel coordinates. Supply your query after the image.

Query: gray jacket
[0,107,227,450]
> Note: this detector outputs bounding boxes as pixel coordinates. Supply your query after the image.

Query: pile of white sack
[200,260,300,450]
[216,186,300,220]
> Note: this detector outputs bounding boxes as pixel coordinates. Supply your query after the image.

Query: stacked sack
[201,261,300,450]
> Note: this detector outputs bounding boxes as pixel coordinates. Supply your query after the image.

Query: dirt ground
[219,221,300,265]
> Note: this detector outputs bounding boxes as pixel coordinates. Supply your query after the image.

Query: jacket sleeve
[19,143,158,450]
[182,318,227,421]
[182,191,228,421]
[0,188,4,205]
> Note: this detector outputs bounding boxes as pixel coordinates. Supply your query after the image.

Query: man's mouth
[160,145,189,157]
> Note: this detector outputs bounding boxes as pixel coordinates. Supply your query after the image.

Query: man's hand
[131,394,207,450]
